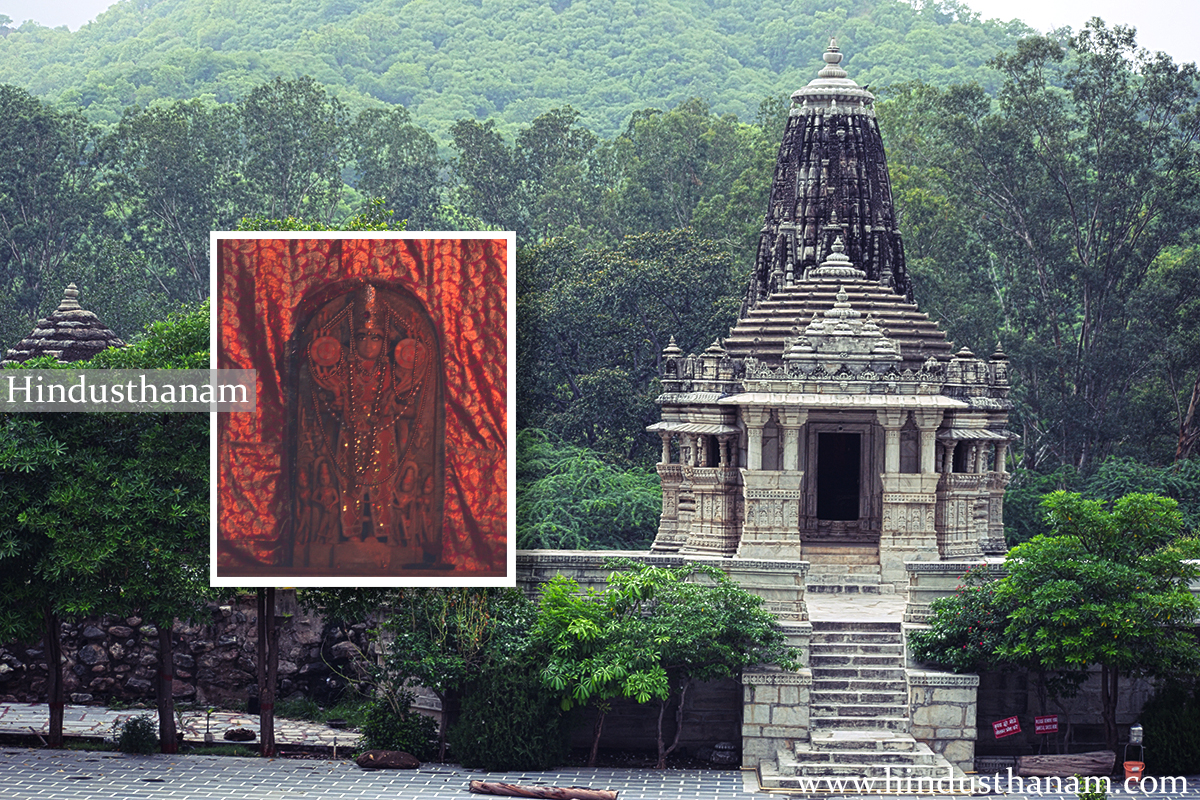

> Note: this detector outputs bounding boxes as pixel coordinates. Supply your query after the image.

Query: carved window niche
[289,279,445,573]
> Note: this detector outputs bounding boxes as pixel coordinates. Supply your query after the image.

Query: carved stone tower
[648,40,1013,589]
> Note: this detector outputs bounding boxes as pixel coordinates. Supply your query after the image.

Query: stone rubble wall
[0,592,374,709]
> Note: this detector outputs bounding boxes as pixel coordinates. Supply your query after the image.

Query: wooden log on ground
[468,780,618,800]
[1016,751,1116,777]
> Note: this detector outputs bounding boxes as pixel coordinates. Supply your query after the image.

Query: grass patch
[274,695,371,729]
[183,744,259,757]
[65,739,117,752]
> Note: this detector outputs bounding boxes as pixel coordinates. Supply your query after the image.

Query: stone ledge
[744,669,813,686]
[908,670,979,687]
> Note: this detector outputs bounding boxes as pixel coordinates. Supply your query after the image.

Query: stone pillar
[877,410,904,473]
[995,440,1008,474]
[778,409,808,471]
[718,435,733,467]
[745,406,771,470]
[659,432,672,465]
[697,435,708,467]
[913,410,943,474]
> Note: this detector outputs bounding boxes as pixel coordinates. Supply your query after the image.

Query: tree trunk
[1177,371,1200,461]
[258,588,277,757]
[157,623,178,753]
[655,679,690,769]
[437,690,460,762]
[1100,663,1118,753]
[588,705,608,768]
[44,607,64,749]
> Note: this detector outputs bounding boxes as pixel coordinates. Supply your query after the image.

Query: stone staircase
[759,621,962,790]
[802,545,893,595]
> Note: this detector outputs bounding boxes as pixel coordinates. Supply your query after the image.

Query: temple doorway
[817,432,860,521]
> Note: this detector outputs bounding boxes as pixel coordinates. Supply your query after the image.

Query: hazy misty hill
[0,0,1028,138]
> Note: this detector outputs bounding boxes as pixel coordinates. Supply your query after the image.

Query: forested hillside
[2,2,1197,550]
[0,0,1027,139]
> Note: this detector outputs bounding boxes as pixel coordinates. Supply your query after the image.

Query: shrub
[114,715,159,754]
[359,691,438,759]
[447,664,571,770]
[1140,681,1200,775]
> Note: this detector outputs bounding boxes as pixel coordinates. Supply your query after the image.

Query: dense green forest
[1,1,1197,549]
[0,0,1028,140]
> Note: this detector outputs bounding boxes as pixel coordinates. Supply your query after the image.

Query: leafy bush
[907,568,1009,673]
[114,715,159,754]
[359,692,438,759]
[1140,681,1200,775]
[516,428,661,550]
[447,665,571,770]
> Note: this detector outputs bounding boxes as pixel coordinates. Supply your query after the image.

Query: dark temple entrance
[817,432,860,521]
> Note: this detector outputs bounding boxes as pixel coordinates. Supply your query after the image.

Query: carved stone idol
[291,281,445,572]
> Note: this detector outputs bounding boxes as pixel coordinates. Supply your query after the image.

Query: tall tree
[890,21,1200,471]
[0,86,102,340]
[995,492,1200,752]
[240,76,351,224]
[0,303,213,752]
[106,98,245,301]
[518,229,740,464]
[351,106,441,228]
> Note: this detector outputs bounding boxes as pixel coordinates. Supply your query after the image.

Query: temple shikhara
[648,39,1012,590]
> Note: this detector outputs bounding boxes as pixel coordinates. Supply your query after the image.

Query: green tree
[517,229,739,464]
[995,492,1200,752]
[0,85,102,343]
[239,76,351,224]
[608,559,798,768]
[0,302,212,752]
[105,98,245,301]
[889,22,1200,471]
[534,571,667,767]
[516,428,660,550]
[351,106,441,228]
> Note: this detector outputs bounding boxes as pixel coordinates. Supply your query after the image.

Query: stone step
[811,642,903,655]
[813,667,905,681]
[812,703,907,718]
[810,654,902,667]
[810,690,907,705]
[811,678,907,693]
[811,714,910,731]
[794,749,941,766]
[806,563,882,575]
[811,621,901,633]
[805,583,883,594]
[809,631,902,645]
[771,749,953,781]
[810,730,917,751]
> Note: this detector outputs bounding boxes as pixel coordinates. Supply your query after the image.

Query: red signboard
[993,716,1022,738]
[1035,715,1059,734]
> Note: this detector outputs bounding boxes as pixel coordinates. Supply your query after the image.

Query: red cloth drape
[216,237,508,578]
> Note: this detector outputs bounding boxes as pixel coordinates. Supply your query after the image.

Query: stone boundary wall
[908,670,978,771]
[741,669,813,767]
[0,592,373,709]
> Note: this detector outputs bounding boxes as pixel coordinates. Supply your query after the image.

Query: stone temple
[647,39,1012,591]
[1,283,125,367]
[523,40,1032,787]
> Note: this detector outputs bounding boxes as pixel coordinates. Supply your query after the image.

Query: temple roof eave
[718,392,968,410]
[646,421,741,436]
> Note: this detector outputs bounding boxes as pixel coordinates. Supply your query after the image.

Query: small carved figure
[292,280,444,570]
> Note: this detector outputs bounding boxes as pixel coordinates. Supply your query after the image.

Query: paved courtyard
[0,747,750,800]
